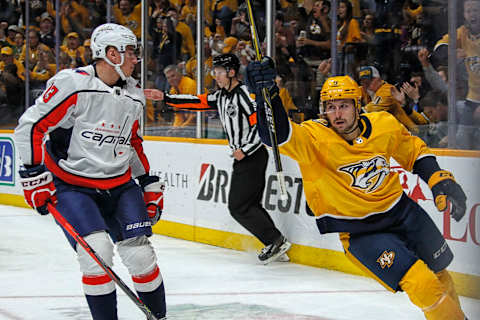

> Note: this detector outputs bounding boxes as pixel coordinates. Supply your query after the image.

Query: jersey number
[43,84,58,103]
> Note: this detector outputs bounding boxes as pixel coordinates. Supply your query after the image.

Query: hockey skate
[277,253,290,262]
[258,235,291,265]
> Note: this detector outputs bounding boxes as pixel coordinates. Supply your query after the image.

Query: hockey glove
[428,170,467,222]
[246,56,276,97]
[19,165,57,215]
[138,175,165,226]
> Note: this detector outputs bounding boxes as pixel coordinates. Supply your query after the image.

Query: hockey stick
[245,0,288,201]
[46,203,160,320]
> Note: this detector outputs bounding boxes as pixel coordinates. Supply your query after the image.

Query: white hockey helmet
[90,23,140,79]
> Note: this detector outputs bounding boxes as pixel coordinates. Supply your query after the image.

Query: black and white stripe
[166,84,262,156]
[217,85,261,155]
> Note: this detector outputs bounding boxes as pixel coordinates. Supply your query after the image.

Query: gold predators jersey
[279,112,433,223]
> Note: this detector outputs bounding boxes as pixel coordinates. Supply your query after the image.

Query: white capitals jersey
[14,65,150,190]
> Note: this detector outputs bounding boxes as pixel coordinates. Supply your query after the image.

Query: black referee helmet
[213,53,240,76]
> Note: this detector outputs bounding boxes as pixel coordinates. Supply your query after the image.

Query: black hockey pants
[228,146,282,246]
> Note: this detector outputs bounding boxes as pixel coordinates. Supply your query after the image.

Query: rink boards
[1,131,479,298]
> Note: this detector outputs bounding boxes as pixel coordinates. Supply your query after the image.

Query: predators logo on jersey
[377,250,395,269]
[338,156,389,193]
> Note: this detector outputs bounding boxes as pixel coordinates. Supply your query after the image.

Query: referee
[144,53,291,264]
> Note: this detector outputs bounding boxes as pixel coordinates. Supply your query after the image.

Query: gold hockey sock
[399,260,464,320]
[436,269,461,308]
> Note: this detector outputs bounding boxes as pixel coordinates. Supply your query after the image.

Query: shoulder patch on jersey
[43,84,58,103]
[312,118,329,127]
[74,69,89,75]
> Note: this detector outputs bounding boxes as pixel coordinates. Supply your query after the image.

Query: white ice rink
[1,204,479,320]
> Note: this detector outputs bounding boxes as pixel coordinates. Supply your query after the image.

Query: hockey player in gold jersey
[246,57,469,320]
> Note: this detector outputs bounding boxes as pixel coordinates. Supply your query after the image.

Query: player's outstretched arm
[245,57,290,146]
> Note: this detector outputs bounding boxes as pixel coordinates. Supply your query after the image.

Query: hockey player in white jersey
[14,23,166,320]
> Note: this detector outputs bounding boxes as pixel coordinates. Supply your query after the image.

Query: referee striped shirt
[164,83,263,156]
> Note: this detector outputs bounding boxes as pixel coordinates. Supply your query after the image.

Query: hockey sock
[399,260,464,320]
[85,291,118,320]
[436,269,461,308]
[136,282,166,318]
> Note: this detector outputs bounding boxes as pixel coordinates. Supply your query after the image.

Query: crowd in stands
[0,0,478,150]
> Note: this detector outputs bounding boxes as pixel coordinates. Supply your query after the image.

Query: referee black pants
[228,146,282,246]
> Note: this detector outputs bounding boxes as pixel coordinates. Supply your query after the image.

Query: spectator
[419,92,449,148]
[19,0,47,28]
[30,46,56,85]
[0,1,19,27]
[13,29,24,60]
[211,0,238,35]
[274,12,296,56]
[436,0,480,149]
[39,12,55,49]
[57,50,73,70]
[276,73,302,123]
[0,46,26,81]
[206,17,226,40]
[184,39,214,90]
[0,28,6,48]
[164,64,197,135]
[151,16,182,72]
[417,47,447,94]
[18,29,51,70]
[60,32,87,67]
[180,0,197,35]
[358,65,426,135]
[82,39,93,65]
[0,61,24,126]
[47,0,90,39]
[89,0,107,27]
[230,8,250,41]
[167,7,195,60]
[337,0,363,76]
[113,0,142,38]
[360,13,375,45]
[373,0,404,83]
[5,25,18,47]
[150,0,170,22]
[297,0,331,61]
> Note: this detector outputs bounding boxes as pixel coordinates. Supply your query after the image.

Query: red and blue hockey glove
[138,175,165,226]
[428,170,467,222]
[19,165,57,215]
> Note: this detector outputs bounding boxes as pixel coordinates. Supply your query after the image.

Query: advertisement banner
[1,133,479,278]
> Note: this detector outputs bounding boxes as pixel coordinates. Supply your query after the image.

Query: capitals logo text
[338,156,389,193]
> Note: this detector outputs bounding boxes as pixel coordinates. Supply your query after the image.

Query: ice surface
[0,205,478,320]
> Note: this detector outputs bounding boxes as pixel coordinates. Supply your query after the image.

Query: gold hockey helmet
[320,76,362,114]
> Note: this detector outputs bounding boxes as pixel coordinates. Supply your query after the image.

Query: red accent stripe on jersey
[44,152,132,189]
[82,274,112,285]
[31,94,78,164]
[132,266,160,284]
[248,112,257,126]
[130,120,150,173]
